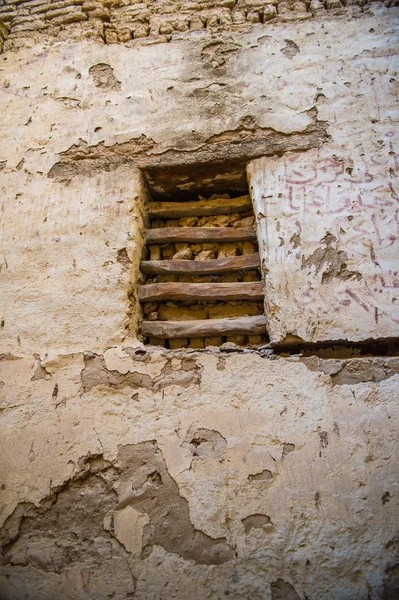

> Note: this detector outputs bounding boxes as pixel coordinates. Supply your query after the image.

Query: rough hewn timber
[141,315,267,338]
[138,282,264,302]
[140,254,260,275]
[146,227,257,244]
[148,195,252,219]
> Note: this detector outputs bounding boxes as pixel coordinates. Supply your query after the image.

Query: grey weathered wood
[140,254,260,275]
[138,281,264,302]
[149,195,252,219]
[146,227,256,244]
[141,315,267,338]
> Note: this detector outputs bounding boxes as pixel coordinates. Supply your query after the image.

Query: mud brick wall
[0,3,398,600]
[0,0,397,51]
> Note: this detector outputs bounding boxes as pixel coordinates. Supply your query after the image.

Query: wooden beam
[141,315,267,338]
[140,254,260,275]
[138,281,264,302]
[146,227,256,244]
[149,195,252,219]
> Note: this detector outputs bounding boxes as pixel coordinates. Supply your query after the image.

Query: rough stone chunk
[248,334,263,345]
[240,241,256,255]
[159,22,174,35]
[144,310,157,321]
[117,28,132,42]
[173,247,194,260]
[143,302,158,315]
[133,24,150,38]
[158,304,207,321]
[148,336,165,346]
[309,0,325,11]
[179,217,198,227]
[208,302,262,319]
[226,335,246,345]
[277,1,290,13]
[149,245,161,261]
[326,0,342,7]
[191,244,203,255]
[188,337,205,349]
[189,15,205,29]
[242,271,260,282]
[246,10,261,22]
[205,336,223,346]
[218,242,238,258]
[169,338,188,349]
[263,5,277,20]
[233,216,255,228]
[271,579,301,600]
[195,249,217,261]
[175,19,189,32]
[161,244,175,259]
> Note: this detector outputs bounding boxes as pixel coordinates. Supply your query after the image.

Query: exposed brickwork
[0,0,111,49]
[0,0,396,51]
[0,13,7,50]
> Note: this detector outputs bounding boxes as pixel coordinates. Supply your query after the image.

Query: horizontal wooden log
[149,195,252,219]
[146,227,256,244]
[138,281,264,302]
[140,254,260,275]
[141,315,267,338]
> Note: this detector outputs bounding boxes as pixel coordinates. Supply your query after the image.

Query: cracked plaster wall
[0,6,398,353]
[0,167,147,355]
[0,3,398,600]
[248,148,399,344]
[0,349,399,599]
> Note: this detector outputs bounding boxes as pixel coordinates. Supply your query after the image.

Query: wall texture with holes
[0,3,399,599]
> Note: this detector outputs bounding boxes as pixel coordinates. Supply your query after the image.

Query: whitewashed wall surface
[0,3,398,599]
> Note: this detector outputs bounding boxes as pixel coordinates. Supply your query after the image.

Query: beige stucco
[0,2,398,599]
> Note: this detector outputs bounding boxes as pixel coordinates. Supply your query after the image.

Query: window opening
[138,182,268,349]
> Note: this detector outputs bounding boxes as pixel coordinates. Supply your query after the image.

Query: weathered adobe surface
[248,146,399,344]
[0,348,398,598]
[0,9,398,599]
[0,443,234,573]
[0,9,397,352]
[47,107,329,193]
[0,0,396,52]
